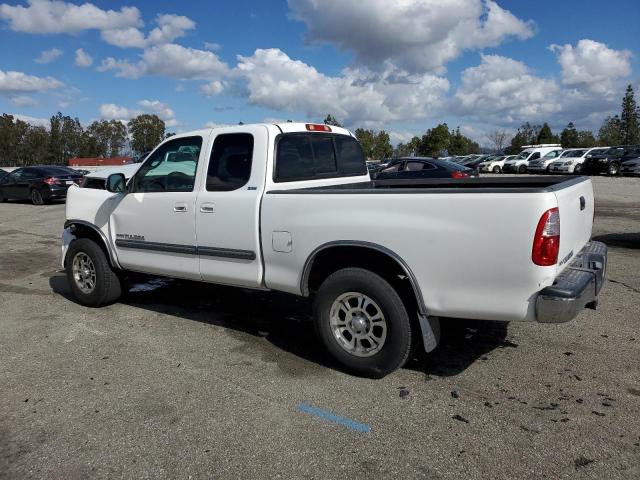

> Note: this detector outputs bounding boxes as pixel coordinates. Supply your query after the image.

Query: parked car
[582,145,640,176]
[548,148,608,174]
[620,147,640,176]
[457,154,494,173]
[0,165,83,204]
[374,157,477,180]
[0,167,9,181]
[478,155,514,173]
[502,145,563,173]
[527,148,565,173]
[61,122,606,378]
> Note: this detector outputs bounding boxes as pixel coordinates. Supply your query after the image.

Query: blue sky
[0,0,638,145]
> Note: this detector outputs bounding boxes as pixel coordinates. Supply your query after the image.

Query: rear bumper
[536,241,607,323]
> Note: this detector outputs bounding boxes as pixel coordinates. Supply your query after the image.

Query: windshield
[563,149,586,158]
[515,150,531,160]
[543,150,562,159]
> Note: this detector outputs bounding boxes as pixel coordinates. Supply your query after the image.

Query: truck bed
[268,176,586,194]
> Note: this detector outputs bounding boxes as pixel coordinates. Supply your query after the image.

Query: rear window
[274,133,366,182]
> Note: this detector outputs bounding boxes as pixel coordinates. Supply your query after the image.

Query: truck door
[195,125,269,288]
[109,135,204,280]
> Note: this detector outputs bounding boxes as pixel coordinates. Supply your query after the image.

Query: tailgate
[553,178,594,273]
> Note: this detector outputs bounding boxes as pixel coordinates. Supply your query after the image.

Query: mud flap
[417,313,440,352]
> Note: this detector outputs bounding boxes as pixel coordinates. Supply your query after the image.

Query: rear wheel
[607,163,619,176]
[313,267,412,378]
[66,238,121,307]
[518,165,527,174]
[30,188,44,205]
[492,166,501,173]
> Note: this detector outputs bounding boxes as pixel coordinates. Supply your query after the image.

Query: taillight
[43,177,61,185]
[450,170,470,179]
[532,207,560,266]
[305,124,332,132]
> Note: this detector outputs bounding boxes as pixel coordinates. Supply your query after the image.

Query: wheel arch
[300,241,427,316]
[63,220,120,269]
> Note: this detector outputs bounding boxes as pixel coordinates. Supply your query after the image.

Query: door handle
[174,203,188,212]
[200,203,215,213]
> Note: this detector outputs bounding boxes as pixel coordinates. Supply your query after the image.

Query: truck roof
[172,122,355,139]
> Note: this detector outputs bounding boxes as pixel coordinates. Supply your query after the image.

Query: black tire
[607,163,619,176]
[574,164,582,174]
[65,238,121,307]
[313,267,412,378]
[30,188,44,205]
[492,166,501,173]
[518,165,527,174]
[0,189,6,203]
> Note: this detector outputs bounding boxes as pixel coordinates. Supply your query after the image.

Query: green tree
[449,127,479,155]
[506,122,541,154]
[576,130,596,148]
[354,128,375,159]
[372,130,393,159]
[323,114,342,127]
[560,122,579,148]
[536,122,557,144]
[598,116,622,146]
[128,114,165,154]
[395,136,421,157]
[419,123,450,157]
[620,84,639,144]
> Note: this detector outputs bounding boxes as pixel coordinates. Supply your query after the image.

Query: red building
[68,157,133,167]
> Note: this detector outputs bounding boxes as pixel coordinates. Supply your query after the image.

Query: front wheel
[313,268,412,378]
[66,238,122,307]
[518,165,527,174]
[30,188,44,205]
[607,163,619,176]
[574,164,582,174]
[492,166,501,173]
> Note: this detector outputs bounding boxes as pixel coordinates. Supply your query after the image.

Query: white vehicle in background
[478,155,515,173]
[81,163,142,189]
[527,148,566,174]
[549,147,609,174]
[502,145,562,174]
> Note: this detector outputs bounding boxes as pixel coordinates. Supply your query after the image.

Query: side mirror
[106,173,126,193]
[586,154,592,158]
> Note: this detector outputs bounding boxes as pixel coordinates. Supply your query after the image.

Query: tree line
[0,112,169,167]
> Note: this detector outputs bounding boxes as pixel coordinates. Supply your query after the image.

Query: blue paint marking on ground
[297,402,371,433]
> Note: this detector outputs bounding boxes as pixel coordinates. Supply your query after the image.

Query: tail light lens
[450,170,470,179]
[305,124,332,132]
[43,177,61,185]
[532,207,560,266]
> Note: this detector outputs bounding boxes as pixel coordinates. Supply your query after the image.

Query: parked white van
[502,145,562,174]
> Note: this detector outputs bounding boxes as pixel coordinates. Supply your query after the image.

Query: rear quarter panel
[261,189,560,322]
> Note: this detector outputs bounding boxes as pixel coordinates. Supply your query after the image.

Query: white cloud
[9,94,37,107]
[99,99,179,127]
[235,48,449,127]
[0,69,63,93]
[99,43,229,81]
[11,113,49,127]
[34,47,62,64]
[0,0,141,34]
[204,42,221,51]
[101,26,146,48]
[146,14,195,45]
[74,48,93,67]
[200,80,225,96]
[287,0,534,73]
[453,54,561,124]
[550,39,632,95]
[204,121,232,129]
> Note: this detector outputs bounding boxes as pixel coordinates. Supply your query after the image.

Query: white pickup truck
[61,123,607,377]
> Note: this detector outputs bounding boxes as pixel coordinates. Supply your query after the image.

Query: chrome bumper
[536,241,607,323]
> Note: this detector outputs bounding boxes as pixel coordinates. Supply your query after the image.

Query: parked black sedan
[582,145,640,175]
[0,166,83,205]
[373,157,477,180]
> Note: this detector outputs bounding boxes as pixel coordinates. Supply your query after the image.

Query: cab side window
[131,137,202,193]
[206,133,254,191]
[530,152,541,160]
